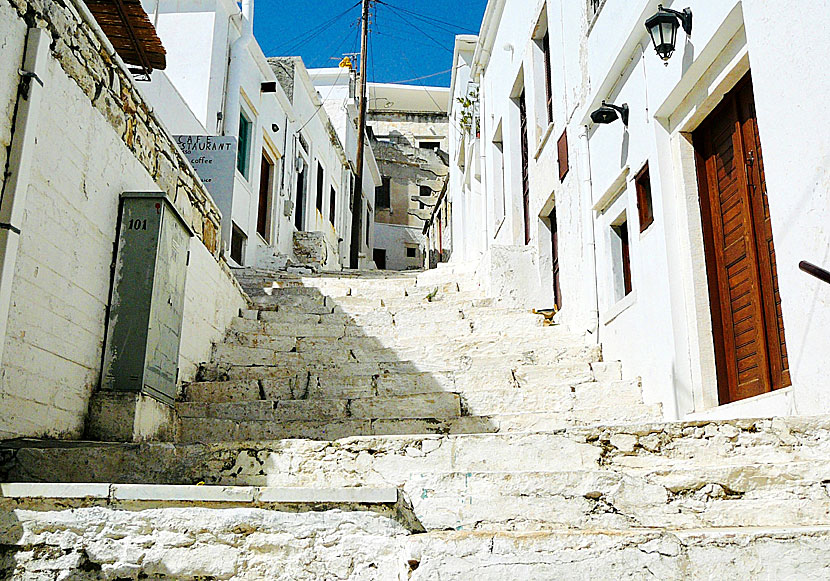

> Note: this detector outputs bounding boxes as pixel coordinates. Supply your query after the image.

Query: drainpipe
[580,126,600,342]
[222,0,254,138]
[0,28,48,371]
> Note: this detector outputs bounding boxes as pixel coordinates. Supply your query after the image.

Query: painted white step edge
[0,482,399,504]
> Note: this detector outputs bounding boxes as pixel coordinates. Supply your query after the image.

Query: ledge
[0,483,399,505]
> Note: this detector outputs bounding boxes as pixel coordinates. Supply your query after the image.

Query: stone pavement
[2,265,830,579]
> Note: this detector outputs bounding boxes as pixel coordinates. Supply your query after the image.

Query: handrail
[800,261,830,285]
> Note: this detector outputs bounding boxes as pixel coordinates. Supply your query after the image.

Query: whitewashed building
[367,83,450,270]
[449,0,830,421]
[140,0,377,271]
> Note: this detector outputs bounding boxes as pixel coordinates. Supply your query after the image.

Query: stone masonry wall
[0,0,246,439]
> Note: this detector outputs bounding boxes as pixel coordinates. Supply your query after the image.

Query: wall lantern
[591,101,629,126]
[646,5,692,63]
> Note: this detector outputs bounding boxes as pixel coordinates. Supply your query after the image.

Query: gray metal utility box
[101,192,193,405]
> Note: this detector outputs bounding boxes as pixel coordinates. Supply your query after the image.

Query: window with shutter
[557,128,569,181]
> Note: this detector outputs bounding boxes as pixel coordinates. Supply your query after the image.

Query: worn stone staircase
[2,267,830,579]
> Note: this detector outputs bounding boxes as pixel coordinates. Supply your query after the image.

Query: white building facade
[141,0,377,271]
[449,0,830,421]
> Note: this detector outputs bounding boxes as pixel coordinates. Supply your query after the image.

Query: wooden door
[519,90,531,245]
[693,74,790,405]
[549,208,561,309]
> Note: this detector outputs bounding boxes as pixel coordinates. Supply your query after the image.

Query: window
[329,186,336,226]
[542,32,553,125]
[230,223,246,265]
[316,162,324,213]
[635,163,654,232]
[406,246,417,258]
[557,128,569,181]
[611,218,632,300]
[419,141,440,150]
[419,185,432,210]
[257,153,274,241]
[492,124,506,230]
[518,89,531,244]
[376,176,391,209]
[237,111,253,178]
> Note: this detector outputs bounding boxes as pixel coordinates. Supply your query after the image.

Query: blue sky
[253,1,486,87]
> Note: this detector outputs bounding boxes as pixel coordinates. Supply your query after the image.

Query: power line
[389,67,456,84]
[263,2,360,56]
[375,1,478,34]
[380,3,454,54]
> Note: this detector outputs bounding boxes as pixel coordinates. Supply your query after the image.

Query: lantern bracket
[658,5,692,35]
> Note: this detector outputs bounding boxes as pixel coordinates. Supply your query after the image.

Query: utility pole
[349,0,370,269]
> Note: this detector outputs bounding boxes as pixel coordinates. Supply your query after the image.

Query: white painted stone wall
[0,0,245,439]
[0,0,24,197]
[449,0,830,420]
[374,223,424,271]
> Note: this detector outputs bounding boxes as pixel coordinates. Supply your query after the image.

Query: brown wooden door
[693,74,790,405]
[549,208,561,309]
[519,90,531,245]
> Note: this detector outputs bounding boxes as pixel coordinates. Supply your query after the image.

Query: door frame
[652,15,777,415]
[692,73,789,405]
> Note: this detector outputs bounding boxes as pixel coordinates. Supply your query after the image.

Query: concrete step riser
[177,393,462,423]
[183,377,646,421]
[175,415,497,443]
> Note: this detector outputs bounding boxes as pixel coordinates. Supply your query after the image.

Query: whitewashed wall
[0,0,245,439]
[451,0,830,420]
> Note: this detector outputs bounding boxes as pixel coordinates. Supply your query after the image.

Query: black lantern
[591,101,629,127]
[645,5,692,63]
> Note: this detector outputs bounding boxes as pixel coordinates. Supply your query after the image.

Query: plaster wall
[374,223,425,271]
[0,0,245,439]
[451,0,830,419]
[0,0,24,197]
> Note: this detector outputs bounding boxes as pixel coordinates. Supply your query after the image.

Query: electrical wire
[389,67,456,84]
[293,23,358,136]
[375,0,478,35]
[263,2,360,56]
[379,3,454,54]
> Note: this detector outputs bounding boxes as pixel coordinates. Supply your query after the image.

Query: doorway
[693,73,790,405]
[549,208,561,310]
[294,164,306,231]
[373,248,387,270]
[257,153,273,241]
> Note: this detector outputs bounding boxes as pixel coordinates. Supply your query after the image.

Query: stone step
[405,527,830,580]
[175,407,662,443]
[175,414,498,443]
[5,416,829,486]
[206,341,600,375]
[176,392,462,423]
[182,378,649,424]
[1,490,413,579]
[185,361,608,403]
[226,318,558,349]
[403,463,830,531]
[194,355,608,394]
